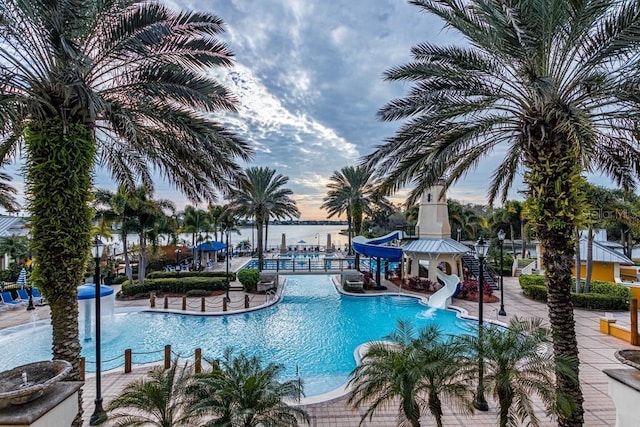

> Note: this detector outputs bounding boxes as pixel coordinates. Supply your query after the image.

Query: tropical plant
[0,235,29,266]
[228,167,299,270]
[364,2,640,424]
[348,320,472,427]
[321,165,384,255]
[0,2,251,424]
[108,361,196,427]
[455,318,576,427]
[186,348,309,426]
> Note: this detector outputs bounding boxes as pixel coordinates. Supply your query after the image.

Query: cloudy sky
[2,0,612,219]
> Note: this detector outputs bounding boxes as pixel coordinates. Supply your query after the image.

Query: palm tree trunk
[256,220,264,270]
[265,220,269,253]
[428,392,444,427]
[575,229,581,293]
[510,224,516,257]
[138,231,146,285]
[25,119,96,426]
[585,227,593,293]
[526,140,584,427]
[497,388,513,427]
[123,234,134,283]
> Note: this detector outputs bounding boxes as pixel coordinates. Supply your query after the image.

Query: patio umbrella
[280,234,287,254]
[16,267,27,288]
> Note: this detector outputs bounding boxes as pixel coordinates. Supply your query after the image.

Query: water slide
[352,231,403,261]
[428,269,461,309]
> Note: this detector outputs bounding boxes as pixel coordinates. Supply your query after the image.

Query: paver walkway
[1,267,635,426]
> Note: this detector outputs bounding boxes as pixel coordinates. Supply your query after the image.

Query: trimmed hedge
[146,271,236,281]
[237,269,260,292]
[519,274,631,310]
[120,277,228,297]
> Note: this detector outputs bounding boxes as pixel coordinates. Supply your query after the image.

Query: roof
[402,238,470,254]
[0,215,29,237]
[578,237,633,265]
[192,241,227,252]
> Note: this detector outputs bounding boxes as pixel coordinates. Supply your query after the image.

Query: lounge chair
[1,291,23,305]
[32,288,46,305]
[17,288,44,306]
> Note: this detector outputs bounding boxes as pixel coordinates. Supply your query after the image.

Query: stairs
[462,253,498,290]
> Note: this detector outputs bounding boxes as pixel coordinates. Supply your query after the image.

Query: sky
[1,0,613,219]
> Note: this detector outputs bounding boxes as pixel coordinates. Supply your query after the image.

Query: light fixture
[497,229,506,316]
[473,236,489,412]
[90,237,107,425]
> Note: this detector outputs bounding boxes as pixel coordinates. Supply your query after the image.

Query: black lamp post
[175,249,181,272]
[498,229,507,316]
[474,236,489,412]
[225,231,230,302]
[90,237,107,425]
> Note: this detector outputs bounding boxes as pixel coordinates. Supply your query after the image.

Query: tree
[348,320,472,427]
[455,318,576,427]
[228,167,299,270]
[365,2,640,424]
[0,235,29,266]
[321,166,382,256]
[186,348,309,426]
[108,361,196,427]
[0,2,251,424]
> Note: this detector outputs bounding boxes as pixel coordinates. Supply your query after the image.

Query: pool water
[0,275,475,396]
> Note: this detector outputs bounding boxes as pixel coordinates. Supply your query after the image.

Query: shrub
[237,269,260,292]
[120,277,228,296]
[186,289,211,297]
[519,274,630,310]
[407,276,435,292]
[147,271,236,281]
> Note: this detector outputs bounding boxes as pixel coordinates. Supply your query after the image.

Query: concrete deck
[1,267,636,426]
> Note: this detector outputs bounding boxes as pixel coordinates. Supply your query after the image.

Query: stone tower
[415,181,451,239]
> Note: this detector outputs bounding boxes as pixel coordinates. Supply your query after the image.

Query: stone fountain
[0,360,82,427]
[605,349,640,426]
[0,360,71,409]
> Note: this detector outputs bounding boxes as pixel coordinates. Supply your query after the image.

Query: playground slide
[428,269,461,309]
[352,231,403,261]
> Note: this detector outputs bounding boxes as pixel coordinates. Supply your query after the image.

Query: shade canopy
[192,241,227,252]
[77,284,114,300]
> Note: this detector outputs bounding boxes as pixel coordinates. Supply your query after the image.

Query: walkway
[1,271,635,426]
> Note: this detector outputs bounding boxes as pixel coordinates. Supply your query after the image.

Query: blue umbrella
[16,267,27,288]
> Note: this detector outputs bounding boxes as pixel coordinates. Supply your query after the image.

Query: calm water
[0,275,475,396]
[112,224,350,252]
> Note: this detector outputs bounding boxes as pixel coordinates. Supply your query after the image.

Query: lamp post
[175,248,181,271]
[457,227,461,242]
[498,229,507,316]
[90,237,107,425]
[474,236,489,412]
[225,231,230,302]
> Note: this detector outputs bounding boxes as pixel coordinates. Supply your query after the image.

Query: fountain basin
[0,360,72,409]
[615,349,640,370]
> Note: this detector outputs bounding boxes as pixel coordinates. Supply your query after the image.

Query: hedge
[120,277,228,297]
[519,274,631,310]
[146,271,236,280]
[237,269,260,292]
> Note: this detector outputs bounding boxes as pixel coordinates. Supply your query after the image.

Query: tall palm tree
[108,361,196,427]
[182,205,210,269]
[321,165,380,256]
[186,348,310,426]
[455,318,576,427]
[348,320,472,427]
[0,2,252,423]
[365,2,640,424]
[228,167,299,270]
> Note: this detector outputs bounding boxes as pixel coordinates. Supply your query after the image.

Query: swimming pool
[0,275,476,397]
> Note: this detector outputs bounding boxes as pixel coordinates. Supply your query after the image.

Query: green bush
[120,277,228,296]
[519,274,630,310]
[146,271,236,281]
[185,289,211,297]
[237,269,260,292]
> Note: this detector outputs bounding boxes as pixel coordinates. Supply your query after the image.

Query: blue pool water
[0,275,475,396]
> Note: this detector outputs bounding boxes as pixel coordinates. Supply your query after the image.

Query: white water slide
[428,269,461,309]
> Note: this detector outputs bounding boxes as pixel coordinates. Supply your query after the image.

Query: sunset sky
[2,0,614,220]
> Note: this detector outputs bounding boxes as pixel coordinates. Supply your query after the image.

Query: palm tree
[0,235,29,266]
[365,2,640,424]
[186,348,310,426]
[455,318,576,427]
[348,320,472,427]
[108,361,196,427]
[228,167,299,270]
[0,2,251,423]
[182,205,210,269]
[321,165,380,256]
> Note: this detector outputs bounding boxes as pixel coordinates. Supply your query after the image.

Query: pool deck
[1,266,636,426]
